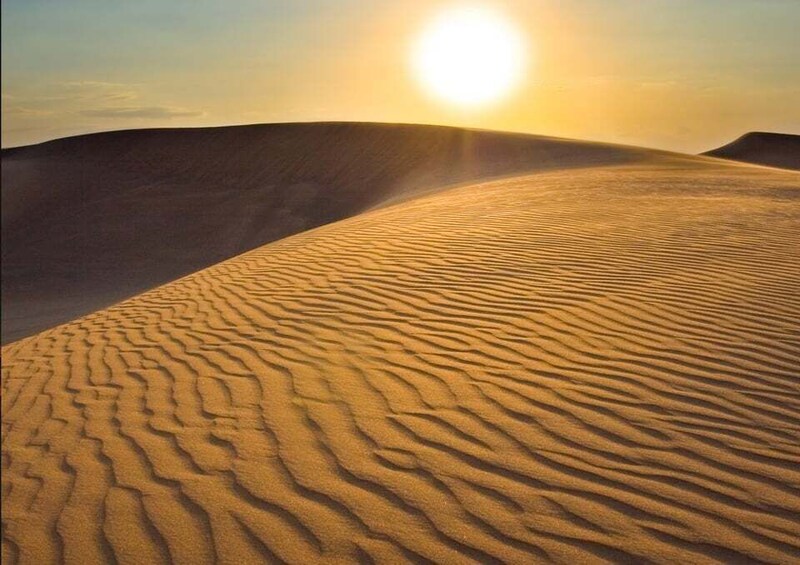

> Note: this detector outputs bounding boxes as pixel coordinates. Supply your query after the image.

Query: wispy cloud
[80,106,205,119]
[4,80,205,124]
[60,81,204,118]
[100,91,139,102]
[60,80,139,102]
[3,106,54,117]
[3,81,140,106]
[61,80,131,89]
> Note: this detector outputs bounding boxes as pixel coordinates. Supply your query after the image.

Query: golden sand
[3,154,800,563]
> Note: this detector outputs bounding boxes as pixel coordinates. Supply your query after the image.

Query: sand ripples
[3,161,800,563]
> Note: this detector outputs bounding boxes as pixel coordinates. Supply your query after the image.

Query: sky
[2,0,799,152]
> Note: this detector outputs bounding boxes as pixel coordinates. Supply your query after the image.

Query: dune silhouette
[704,131,800,171]
[2,122,666,344]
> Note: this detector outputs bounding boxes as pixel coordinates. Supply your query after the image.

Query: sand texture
[704,132,800,171]
[2,122,660,344]
[3,150,799,563]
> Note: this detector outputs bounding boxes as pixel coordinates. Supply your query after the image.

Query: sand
[704,132,800,171]
[2,145,799,563]
[2,122,659,344]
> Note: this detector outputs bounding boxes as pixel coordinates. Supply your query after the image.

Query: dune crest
[3,157,799,563]
[704,131,800,171]
[2,122,668,344]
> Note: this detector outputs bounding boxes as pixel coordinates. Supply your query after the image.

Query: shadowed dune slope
[2,122,663,344]
[704,132,800,171]
[3,157,799,564]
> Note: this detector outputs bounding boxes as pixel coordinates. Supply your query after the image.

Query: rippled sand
[3,154,800,563]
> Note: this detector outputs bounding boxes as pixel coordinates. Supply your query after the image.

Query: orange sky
[2,0,799,152]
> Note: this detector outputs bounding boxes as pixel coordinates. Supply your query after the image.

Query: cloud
[80,106,205,119]
[2,106,54,117]
[4,81,140,106]
[61,80,132,90]
[100,91,138,102]
[6,81,204,122]
[55,80,140,102]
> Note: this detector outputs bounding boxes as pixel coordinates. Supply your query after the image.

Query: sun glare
[411,5,526,108]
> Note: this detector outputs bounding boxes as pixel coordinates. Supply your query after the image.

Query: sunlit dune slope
[704,132,800,171]
[1,122,661,344]
[3,156,799,564]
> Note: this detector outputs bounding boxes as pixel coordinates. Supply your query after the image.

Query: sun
[411,5,526,108]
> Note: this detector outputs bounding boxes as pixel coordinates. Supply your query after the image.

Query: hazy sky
[3,0,799,151]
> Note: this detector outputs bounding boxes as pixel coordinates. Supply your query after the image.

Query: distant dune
[3,146,799,562]
[704,131,800,170]
[2,122,669,344]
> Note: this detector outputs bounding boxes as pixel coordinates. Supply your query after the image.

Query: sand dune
[3,151,799,563]
[704,132,800,171]
[2,122,663,344]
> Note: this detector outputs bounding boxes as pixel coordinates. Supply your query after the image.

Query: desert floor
[3,151,800,563]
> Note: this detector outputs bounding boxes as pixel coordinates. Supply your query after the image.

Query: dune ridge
[2,122,670,344]
[3,155,799,563]
[704,132,800,171]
